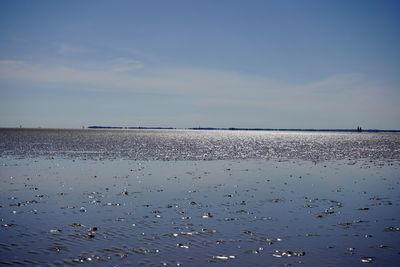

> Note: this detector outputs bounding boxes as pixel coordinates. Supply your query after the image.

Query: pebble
[273,250,305,257]
[177,243,189,249]
[50,229,61,234]
[213,255,235,260]
[202,212,213,218]
[70,223,84,227]
[384,226,400,232]
[361,256,374,263]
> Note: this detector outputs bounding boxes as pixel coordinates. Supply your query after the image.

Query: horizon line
[1,126,399,133]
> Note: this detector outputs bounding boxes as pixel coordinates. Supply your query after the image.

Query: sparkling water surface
[1,128,399,161]
[0,129,399,266]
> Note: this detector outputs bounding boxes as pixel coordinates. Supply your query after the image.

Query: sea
[1,128,399,161]
[0,128,399,266]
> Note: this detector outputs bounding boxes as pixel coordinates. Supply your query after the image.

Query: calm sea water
[1,128,399,161]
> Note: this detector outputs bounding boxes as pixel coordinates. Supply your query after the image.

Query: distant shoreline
[87,126,400,133]
[1,126,399,133]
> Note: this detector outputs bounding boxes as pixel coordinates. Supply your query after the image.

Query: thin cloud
[108,58,144,72]
[0,59,397,120]
[57,43,84,54]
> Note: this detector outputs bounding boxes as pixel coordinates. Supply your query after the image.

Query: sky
[0,0,399,129]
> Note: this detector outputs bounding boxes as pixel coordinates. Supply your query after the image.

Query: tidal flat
[0,129,400,266]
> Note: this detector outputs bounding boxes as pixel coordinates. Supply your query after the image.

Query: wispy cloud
[57,43,84,54]
[0,59,397,121]
[0,59,148,90]
[108,58,144,72]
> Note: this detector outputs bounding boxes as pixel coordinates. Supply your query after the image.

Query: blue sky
[0,0,399,129]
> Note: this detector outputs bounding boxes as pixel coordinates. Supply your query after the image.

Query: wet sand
[1,157,399,266]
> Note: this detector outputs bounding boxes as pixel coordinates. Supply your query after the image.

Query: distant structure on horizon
[84,125,399,133]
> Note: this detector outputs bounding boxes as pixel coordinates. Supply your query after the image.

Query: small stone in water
[177,243,189,249]
[213,255,235,260]
[87,233,95,238]
[361,256,374,263]
[384,226,400,232]
[273,250,305,257]
[202,212,213,218]
[70,223,84,227]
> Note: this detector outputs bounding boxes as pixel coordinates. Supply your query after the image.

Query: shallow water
[1,158,400,266]
[1,128,399,161]
[1,129,400,266]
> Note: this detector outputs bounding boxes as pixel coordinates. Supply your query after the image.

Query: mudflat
[1,129,399,266]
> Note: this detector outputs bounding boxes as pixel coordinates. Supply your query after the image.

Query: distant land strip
[86,126,400,133]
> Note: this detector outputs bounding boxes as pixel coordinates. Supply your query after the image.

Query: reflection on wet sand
[1,157,399,266]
